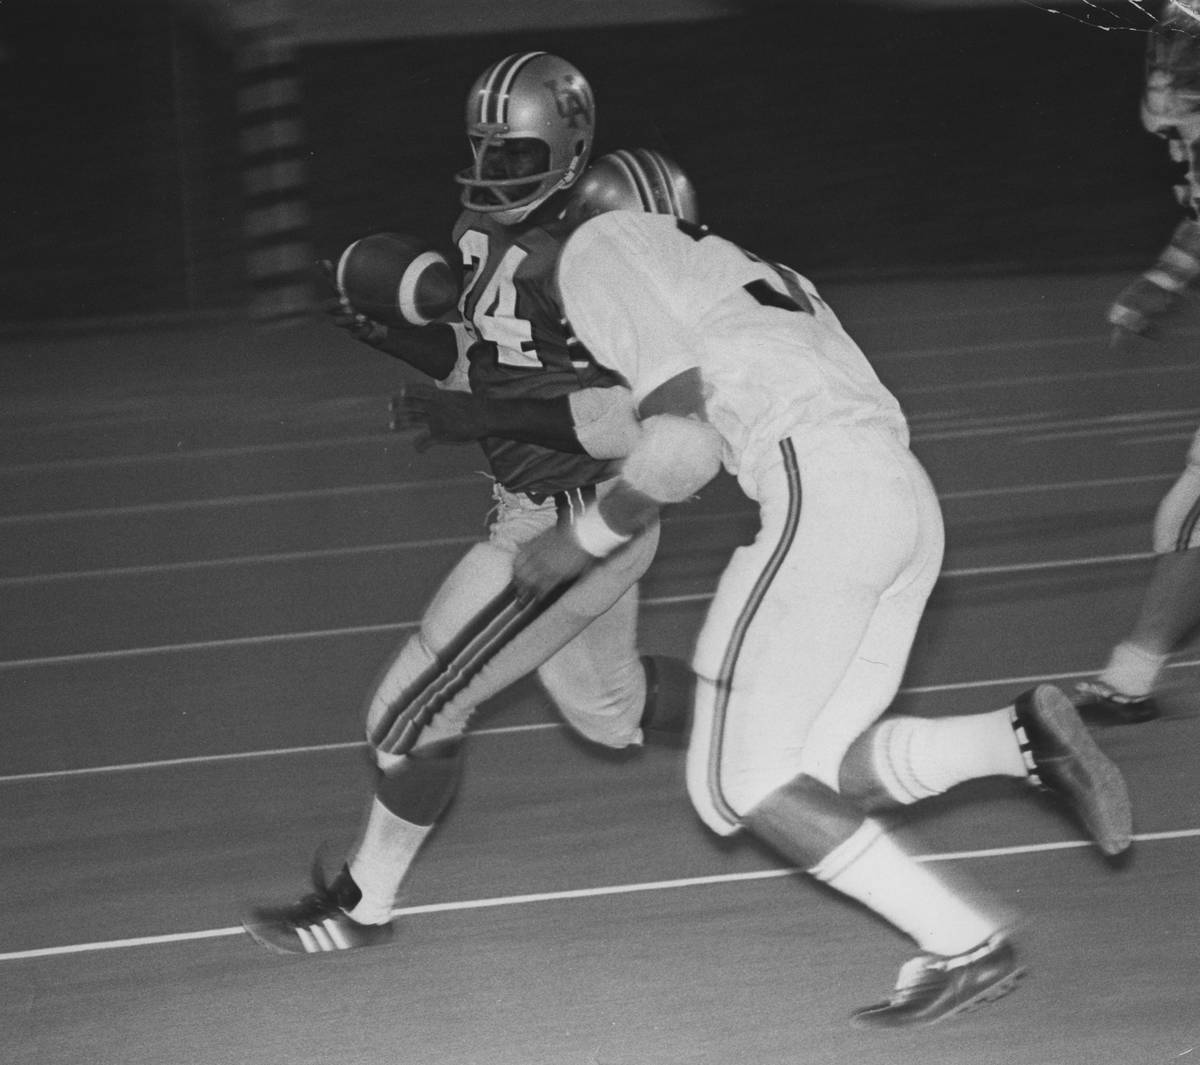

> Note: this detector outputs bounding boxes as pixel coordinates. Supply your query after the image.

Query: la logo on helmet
[548,78,592,130]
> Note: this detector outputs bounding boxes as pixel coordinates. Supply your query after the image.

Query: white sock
[1100,641,1167,698]
[869,711,1028,804]
[346,798,433,925]
[811,822,998,957]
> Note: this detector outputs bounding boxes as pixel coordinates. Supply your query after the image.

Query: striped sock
[866,711,1028,804]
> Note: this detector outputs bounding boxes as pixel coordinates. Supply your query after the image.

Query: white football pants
[687,426,944,835]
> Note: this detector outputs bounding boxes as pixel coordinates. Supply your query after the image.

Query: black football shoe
[1073,679,1159,725]
[851,935,1023,1028]
[1012,684,1133,857]
[242,860,394,955]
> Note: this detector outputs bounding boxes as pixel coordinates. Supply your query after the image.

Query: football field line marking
[0,538,481,586]
[899,363,1200,399]
[3,658,1198,785]
[0,478,484,527]
[877,325,1200,360]
[0,434,401,475]
[0,547,1162,671]
[2,829,1197,963]
[0,482,1165,587]
[0,467,1166,544]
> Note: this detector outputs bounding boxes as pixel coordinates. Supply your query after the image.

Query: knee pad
[742,773,867,870]
[374,739,464,826]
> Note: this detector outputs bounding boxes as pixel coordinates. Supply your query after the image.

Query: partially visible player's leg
[1107,102,1200,346]
[1078,440,1200,721]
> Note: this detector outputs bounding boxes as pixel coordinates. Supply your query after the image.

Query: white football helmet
[563,149,699,228]
[455,52,595,226]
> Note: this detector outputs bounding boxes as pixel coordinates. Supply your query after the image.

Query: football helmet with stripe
[564,148,699,227]
[456,52,595,226]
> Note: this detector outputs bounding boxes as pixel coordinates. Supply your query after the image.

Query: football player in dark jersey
[242,54,700,954]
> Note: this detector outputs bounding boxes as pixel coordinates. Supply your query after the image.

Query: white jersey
[556,212,908,484]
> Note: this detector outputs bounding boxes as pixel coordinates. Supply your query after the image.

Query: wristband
[572,506,633,558]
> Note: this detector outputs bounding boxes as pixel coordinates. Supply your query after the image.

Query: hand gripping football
[335,232,460,326]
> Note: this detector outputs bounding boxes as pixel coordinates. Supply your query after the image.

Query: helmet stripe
[610,149,656,213]
[476,55,518,125]
[638,149,683,217]
[479,51,546,126]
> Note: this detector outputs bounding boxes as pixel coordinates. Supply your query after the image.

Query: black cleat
[1073,680,1159,725]
[1012,684,1133,856]
[851,935,1023,1028]
[242,860,394,955]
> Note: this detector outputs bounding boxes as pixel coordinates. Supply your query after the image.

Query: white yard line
[3,658,1197,786]
[0,472,1174,589]
[2,829,1197,963]
[0,478,484,527]
[0,547,1162,671]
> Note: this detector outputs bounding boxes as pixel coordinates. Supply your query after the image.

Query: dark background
[0,0,1181,322]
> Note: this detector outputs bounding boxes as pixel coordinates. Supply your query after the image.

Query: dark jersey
[451,204,624,497]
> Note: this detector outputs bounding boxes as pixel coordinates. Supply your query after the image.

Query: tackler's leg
[743,774,1022,1028]
[837,688,1133,858]
[688,434,1021,1027]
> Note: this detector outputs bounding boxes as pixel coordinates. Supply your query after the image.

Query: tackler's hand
[512,526,594,604]
[388,382,487,450]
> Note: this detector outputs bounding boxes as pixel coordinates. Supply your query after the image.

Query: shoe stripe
[310,921,338,952]
[296,924,321,953]
[942,934,1004,971]
[325,918,352,950]
[1010,715,1042,788]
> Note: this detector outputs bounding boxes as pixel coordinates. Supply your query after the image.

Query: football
[335,232,460,327]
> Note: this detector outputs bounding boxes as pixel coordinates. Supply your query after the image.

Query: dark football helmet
[563,148,699,227]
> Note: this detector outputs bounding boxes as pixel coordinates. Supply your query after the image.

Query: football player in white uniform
[242,54,699,956]
[1075,5,1200,722]
[513,211,1133,1027]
